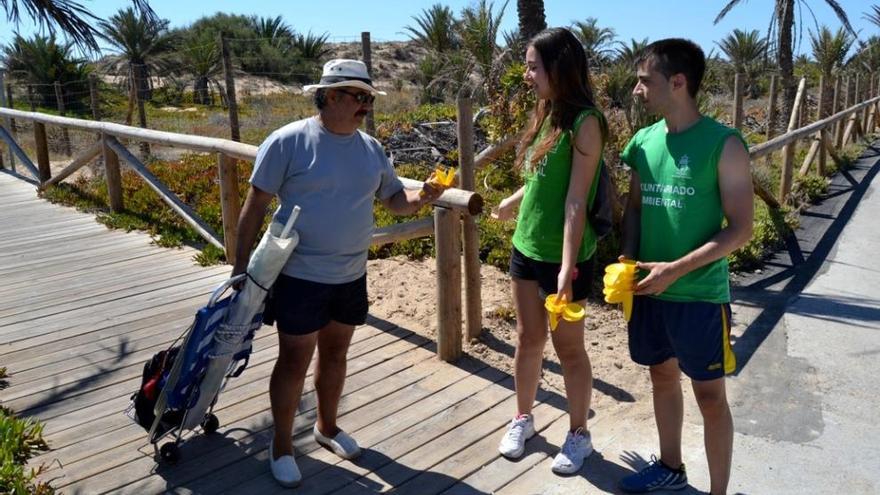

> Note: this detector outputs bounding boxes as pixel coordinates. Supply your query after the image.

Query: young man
[617,39,753,495]
[232,59,444,488]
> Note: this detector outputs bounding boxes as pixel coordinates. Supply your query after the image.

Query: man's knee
[693,381,729,417]
[649,360,681,391]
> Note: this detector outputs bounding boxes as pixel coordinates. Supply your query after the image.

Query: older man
[232,59,444,487]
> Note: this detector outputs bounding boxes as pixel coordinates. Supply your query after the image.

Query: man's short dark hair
[637,38,705,98]
[314,88,327,109]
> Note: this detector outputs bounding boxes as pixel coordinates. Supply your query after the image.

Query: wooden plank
[40,139,102,188]
[206,358,498,495]
[0,253,203,310]
[318,378,516,495]
[106,137,223,249]
[0,266,222,328]
[444,409,572,495]
[0,124,40,179]
[34,323,395,455]
[395,398,565,495]
[49,330,426,492]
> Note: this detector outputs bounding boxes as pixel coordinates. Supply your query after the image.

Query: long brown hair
[516,27,605,170]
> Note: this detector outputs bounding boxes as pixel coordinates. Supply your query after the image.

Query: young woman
[492,27,607,475]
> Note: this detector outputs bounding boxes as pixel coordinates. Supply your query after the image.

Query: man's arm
[231,185,275,276]
[635,135,754,295]
[381,181,443,216]
[620,169,642,261]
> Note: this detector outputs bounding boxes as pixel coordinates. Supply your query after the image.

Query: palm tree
[810,26,853,80]
[404,4,458,53]
[97,7,172,101]
[250,15,295,50]
[293,31,330,60]
[717,29,768,97]
[718,29,768,72]
[2,33,90,108]
[715,0,856,120]
[850,36,880,73]
[616,37,650,67]
[571,17,617,68]
[1,0,156,52]
[458,0,508,78]
[516,0,546,46]
[865,4,880,28]
[176,30,222,105]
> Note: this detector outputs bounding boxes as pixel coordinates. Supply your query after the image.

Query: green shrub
[1,389,53,495]
[729,202,798,271]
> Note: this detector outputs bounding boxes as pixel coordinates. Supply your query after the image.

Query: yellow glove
[544,294,586,331]
[602,260,637,322]
[420,166,456,196]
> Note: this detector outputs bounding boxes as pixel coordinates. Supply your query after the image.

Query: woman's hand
[491,196,518,221]
[556,266,574,304]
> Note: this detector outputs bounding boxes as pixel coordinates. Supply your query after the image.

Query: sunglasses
[335,88,375,104]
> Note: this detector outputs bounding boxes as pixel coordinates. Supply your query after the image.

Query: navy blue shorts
[627,296,736,381]
[263,273,368,335]
[508,247,595,301]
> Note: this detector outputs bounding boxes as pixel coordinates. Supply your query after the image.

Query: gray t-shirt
[250,116,404,284]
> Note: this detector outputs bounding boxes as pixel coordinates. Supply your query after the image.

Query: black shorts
[263,273,368,335]
[627,296,736,381]
[508,247,595,301]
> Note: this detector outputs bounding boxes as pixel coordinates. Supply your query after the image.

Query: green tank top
[620,116,747,303]
[512,108,606,263]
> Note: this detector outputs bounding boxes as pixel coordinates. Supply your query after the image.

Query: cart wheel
[202,413,220,434]
[160,442,180,464]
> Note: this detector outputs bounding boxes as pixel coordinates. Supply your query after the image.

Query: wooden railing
[0,102,484,362]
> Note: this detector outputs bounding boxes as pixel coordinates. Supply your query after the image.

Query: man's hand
[419,179,444,204]
[634,261,681,296]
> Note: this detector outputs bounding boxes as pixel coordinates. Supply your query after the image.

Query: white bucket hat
[303,59,387,95]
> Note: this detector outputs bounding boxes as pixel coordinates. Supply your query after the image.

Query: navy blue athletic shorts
[263,273,368,335]
[627,296,736,381]
[508,246,595,301]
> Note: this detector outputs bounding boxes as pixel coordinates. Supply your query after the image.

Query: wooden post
[457,96,481,341]
[217,153,241,264]
[766,74,778,139]
[219,35,241,142]
[27,84,35,111]
[765,74,778,167]
[837,76,850,147]
[102,134,123,212]
[89,73,100,120]
[361,31,375,136]
[854,74,862,140]
[816,75,826,175]
[778,77,806,203]
[54,81,71,156]
[732,72,743,130]
[0,70,10,170]
[435,207,462,362]
[831,75,841,146]
[131,63,150,157]
[33,122,51,182]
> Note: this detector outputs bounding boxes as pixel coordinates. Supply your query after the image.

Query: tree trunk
[517,0,547,44]
[194,76,210,105]
[777,0,795,120]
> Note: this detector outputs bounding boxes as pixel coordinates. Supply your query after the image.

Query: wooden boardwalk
[1,171,652,495]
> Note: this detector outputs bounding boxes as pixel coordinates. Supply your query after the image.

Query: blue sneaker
[619,455,688,493]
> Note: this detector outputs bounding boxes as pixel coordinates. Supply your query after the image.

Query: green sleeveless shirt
[512,108,606,263]
[620,116,747,303]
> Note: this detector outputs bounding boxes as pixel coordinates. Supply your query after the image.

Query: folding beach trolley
[127,207,301,464]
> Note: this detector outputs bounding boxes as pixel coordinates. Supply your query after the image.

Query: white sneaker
[268,438,301,487]
[551,428,593,474]
[313,425,362,460]
[498,414,536,458]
